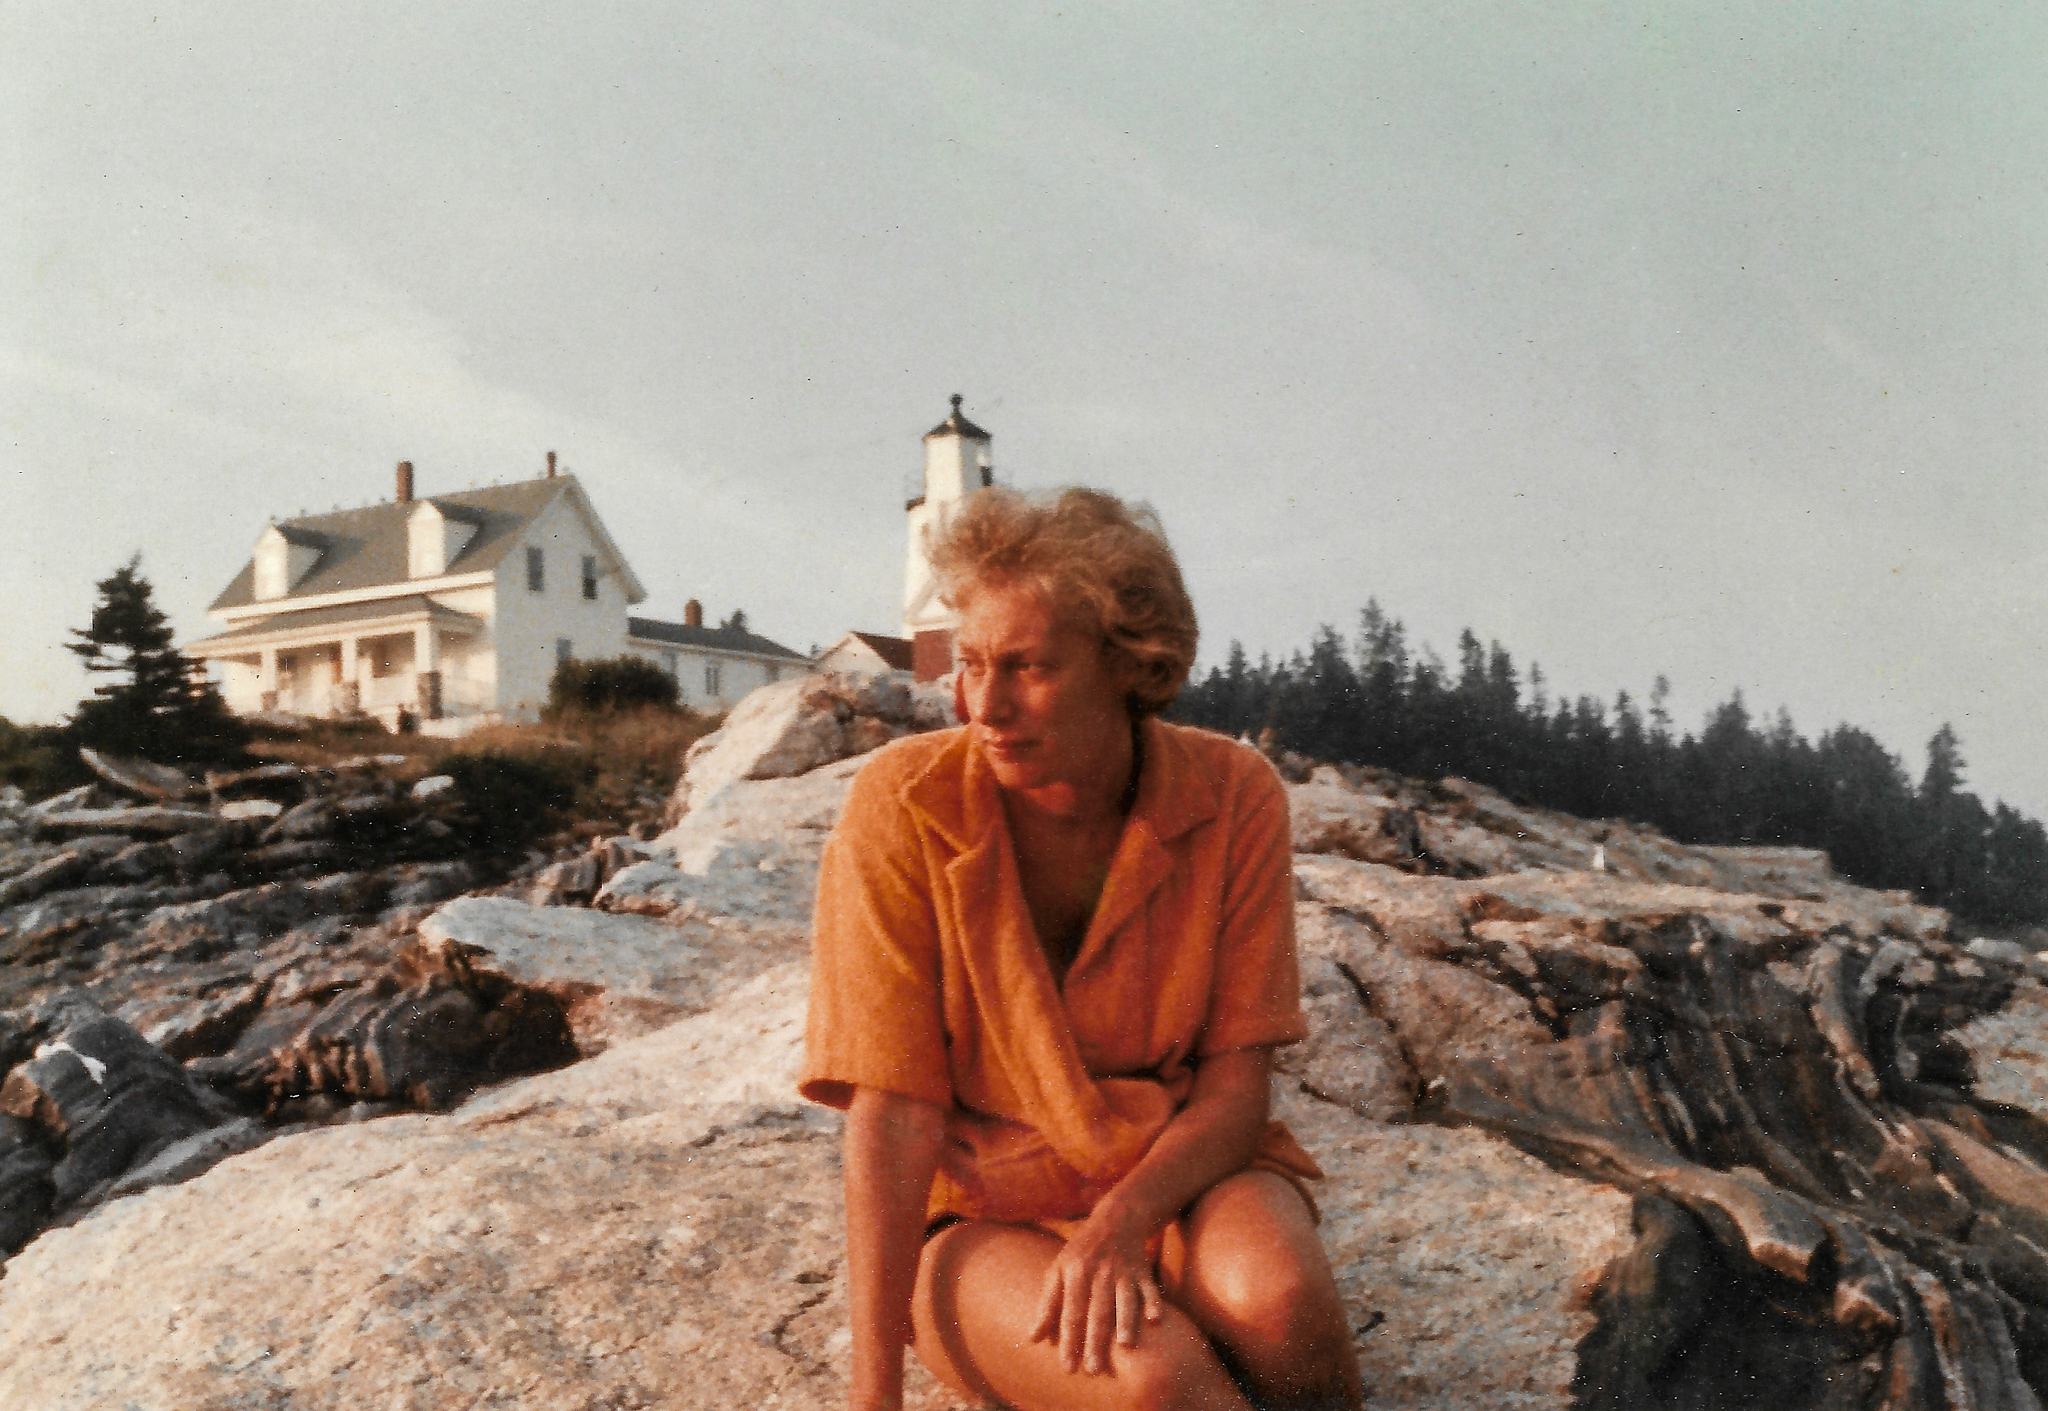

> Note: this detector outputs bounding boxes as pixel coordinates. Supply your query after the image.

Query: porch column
[338,637,362,714]
[258,647,279,711]
[414,623,443,721]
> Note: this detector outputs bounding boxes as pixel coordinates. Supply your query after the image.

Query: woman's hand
[1028,1048,1274,1377]
[1029,1197,1165,1375]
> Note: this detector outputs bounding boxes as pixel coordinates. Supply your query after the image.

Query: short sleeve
[798,757,952,1111]
[1198,751,1309,1057]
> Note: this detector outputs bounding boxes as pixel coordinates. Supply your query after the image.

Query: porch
[187,596,490,729]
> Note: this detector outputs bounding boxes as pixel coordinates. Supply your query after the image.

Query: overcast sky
[6,3,2044,817]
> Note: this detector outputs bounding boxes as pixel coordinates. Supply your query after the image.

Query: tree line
[1170,601,2048,929]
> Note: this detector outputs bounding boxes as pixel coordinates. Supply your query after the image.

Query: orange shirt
[800,716,1320,1227]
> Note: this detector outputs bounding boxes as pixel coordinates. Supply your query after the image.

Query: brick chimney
[546,450,557,479]
[684,598,703,628]
[396,460,415,503]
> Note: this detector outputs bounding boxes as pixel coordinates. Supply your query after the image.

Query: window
[662,650,679,679]
[526,546,544,592]
[556,638,572,667]
[581,554,598,600]
[704,661,722,696]
[764,664,780,683]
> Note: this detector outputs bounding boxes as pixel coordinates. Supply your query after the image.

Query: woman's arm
[844,1086,947,1411]
[1031,1046,1274,1374]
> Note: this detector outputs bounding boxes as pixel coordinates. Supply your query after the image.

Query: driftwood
[78,747,201,803]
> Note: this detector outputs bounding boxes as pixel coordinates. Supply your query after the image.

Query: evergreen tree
[1609,688,1648,821]
[1353,602,1409,769]
[1217,640,1255,735]
[1647,675,1675,747]
[1172,602,2048,926]
[1917,724,1977,901]
[1920,724,1967,801]
[1300,624,1358,761]
[66,555,245,766]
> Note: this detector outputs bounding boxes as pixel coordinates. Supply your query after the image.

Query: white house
[187,456,809,730]
[623,602,809,712]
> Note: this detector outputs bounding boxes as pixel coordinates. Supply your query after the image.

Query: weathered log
[32,806,222,840]
[77,748,198,803]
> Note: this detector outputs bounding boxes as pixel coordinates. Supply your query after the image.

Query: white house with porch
[187,456,808,730]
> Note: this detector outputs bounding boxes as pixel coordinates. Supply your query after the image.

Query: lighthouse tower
[902,394,993,680]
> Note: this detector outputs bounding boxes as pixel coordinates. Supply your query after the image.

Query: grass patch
[244,707,721,841]
[243,714,430,770]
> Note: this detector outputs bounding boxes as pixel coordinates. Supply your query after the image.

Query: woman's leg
[912,1220,1254,1411]
[1163,1171,1365,1411]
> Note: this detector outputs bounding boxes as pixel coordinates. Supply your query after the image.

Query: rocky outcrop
[1286,840,2048,1406]
[666,670,951,817]
[0,691,2044,1410]
[0,754,599,1257]
[0,991,237,1253]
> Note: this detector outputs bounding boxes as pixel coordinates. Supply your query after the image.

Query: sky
[5,3,2045,817]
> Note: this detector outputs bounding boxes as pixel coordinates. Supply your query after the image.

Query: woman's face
[954,582,1134,799]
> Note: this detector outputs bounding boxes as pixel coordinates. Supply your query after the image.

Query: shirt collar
[898,715,1221,854]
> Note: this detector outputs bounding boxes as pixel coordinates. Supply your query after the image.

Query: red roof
[841,631,914,672]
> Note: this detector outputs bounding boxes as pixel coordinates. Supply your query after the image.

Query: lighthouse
[902,394,993,680]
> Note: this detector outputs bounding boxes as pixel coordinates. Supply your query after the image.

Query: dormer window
[407,500,481,578]
[253,524,323,601]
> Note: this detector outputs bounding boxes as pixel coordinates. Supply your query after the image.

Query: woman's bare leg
[1164,1172,1364,1411]
[912,1221,1254,1411]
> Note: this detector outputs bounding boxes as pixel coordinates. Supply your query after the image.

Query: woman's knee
[1202,1259,1354,1382]
[1202,1253,1320,1340]
[1113,1320,1249,1411]
[1176,1176,1357,1386]
[910,1222,1251,1411]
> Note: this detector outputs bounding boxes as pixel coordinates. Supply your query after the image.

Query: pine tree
[1917,724,1975,901]
[1920,724,1967,802]
[1218,640,1255,735]
[66,555,245,765]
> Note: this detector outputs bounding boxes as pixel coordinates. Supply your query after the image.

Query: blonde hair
[927,486,1198,716]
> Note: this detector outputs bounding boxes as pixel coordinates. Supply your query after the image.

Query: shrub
[546,656,680,716]
[441,748,589,853]
[0,717,89,800]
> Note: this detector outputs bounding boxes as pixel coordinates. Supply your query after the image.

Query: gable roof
[827,631,914,672]
[626,615,809,662]
[210,474,636,612]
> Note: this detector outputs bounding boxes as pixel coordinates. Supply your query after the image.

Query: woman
[801,487,1363,1411]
